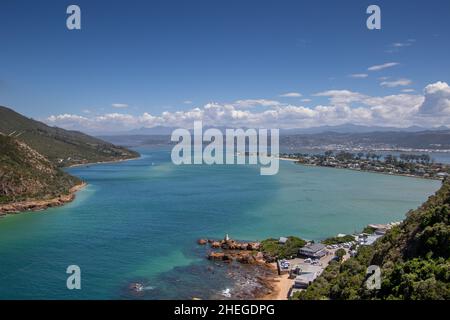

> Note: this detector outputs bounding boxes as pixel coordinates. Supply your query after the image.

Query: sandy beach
[260,273,292,300]
[259,263,292,300]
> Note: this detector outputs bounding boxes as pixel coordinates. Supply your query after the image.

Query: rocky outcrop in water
[201,236,265,266]
[198,237,261,251]
[197,235,279,300]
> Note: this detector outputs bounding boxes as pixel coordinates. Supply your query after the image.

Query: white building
[298,243,327,258]
[294,273,317,289]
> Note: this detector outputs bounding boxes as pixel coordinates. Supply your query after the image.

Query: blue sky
[1,0,450,132]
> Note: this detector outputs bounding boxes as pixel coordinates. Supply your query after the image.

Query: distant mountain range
[99,123,450,136]
[280,123,450,134]
[98,123,450,151]
[126,126,178,135]
[280,130,450,151]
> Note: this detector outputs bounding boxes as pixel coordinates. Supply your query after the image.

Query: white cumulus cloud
[418,81,450,115]
[314,90,367,106]
[233,99,282,108]
[44,82,450,132]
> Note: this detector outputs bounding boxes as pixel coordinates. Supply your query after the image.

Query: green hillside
[0,134,81,205]
[0,106,139,167]
[295,179,450,300]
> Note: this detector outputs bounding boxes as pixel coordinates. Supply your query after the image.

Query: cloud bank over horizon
[45,81,450,133]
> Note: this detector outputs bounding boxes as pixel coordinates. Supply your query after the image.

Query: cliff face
[0,134,82,211]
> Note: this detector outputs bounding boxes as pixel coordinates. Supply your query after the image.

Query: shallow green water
[0,147,441,299]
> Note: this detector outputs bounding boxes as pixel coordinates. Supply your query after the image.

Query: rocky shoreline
[0,155,140,216]
[198,236,281,299]
[0,182,87,216]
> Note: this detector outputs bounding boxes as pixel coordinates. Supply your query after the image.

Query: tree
[324,150,334,158]
[336,151,354,161]
[294,180,450,301]
[335,248,346,262]
[385,154,394,164]
[260,236,307,259]
[420,154,431,164]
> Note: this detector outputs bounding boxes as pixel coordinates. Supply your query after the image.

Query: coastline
[259,272,292,300]
[0,155,140,216]
[257,262,293,300]
[199,237,293,300]
[279,157,443,181]
[277,157,298,162]
[0,182,87,216]
[66,155,141,168]
[0,155,140,217]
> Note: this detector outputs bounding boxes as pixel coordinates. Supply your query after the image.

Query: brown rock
[240,243,249,250]
[255,252,264,261]
[247,242,261,250]
[223,241,234,250]
[197,239,207,245]
[208,252,225,260]
[208,252,233,261]
[236,253,258,264]
[211,241,221,248]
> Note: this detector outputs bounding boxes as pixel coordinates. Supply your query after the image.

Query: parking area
[276,246,351,298]
[278,248,341,274]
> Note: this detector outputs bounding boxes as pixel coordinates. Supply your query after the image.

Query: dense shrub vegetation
[0,106,139,167]
[260,236,307,259]
[0,135,81,204]
[294,179,450,300]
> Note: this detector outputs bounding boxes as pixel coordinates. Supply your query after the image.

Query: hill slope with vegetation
[295,179,450,300]
[0,134,82,209]
[0,106,139,167]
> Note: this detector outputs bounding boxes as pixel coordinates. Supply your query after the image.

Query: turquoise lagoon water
[0,147,441,299]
